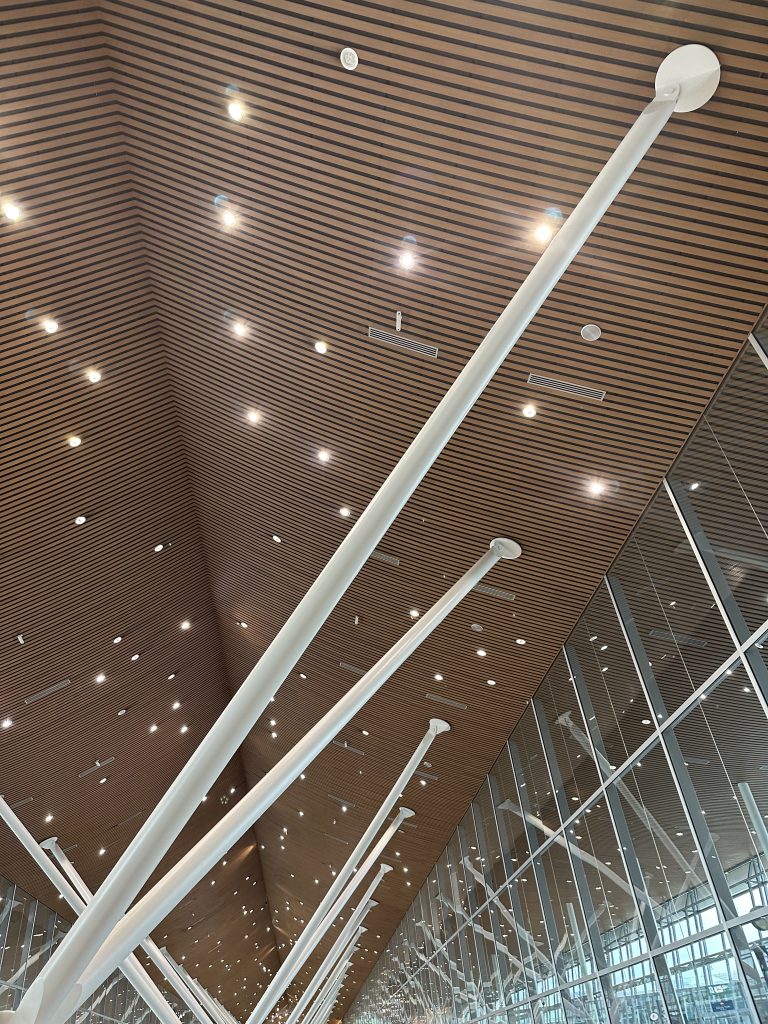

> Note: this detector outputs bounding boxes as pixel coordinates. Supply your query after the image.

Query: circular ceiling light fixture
[228,99,246,122]
[67,435,82,449]
[2,200,22,223]
[41,318,59,334]
[314,339,328,354]
[85,367,102,383]
[581,324,602,342]
[522,403,537,419]
[398,249,416,271]
[74,514,87,525]
[340,47,359,71]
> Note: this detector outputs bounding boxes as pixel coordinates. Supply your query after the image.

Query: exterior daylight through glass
[346,325,768,1024]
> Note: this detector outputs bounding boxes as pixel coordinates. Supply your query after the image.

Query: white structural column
[247,725,448,1024]
[6,45,720,1024]
[0,799,182,1024]
[214,996,241,1024]
[296,939,360,1024]
[161,950,234,1024]
[261,807,410,1024]
[306,962,351,1024]
[284,924,364,1024]
[41,840,216,1024]
[56,544,507,1024]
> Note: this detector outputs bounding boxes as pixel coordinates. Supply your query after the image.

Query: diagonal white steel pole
[265,807,412,1024]
[307,963,351,1024]
[7,45,719,1024]
[161,949,234,1024]
[41,840,216,1024]
[295,936,361,1024]
[214,996,241,1024]
[0,799,182,1024]
[246,736,445,1024]
[285,925,364,1024]
[57,543,508,1022]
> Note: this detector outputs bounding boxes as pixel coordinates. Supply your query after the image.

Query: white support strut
[5,44,720,1024]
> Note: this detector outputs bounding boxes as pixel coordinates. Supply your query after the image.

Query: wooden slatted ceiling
[0,0,767,1019]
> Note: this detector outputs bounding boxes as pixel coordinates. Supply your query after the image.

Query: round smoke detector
[581,323,601,342]
[340,47,359,71]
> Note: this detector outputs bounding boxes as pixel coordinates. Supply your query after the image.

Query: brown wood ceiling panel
[1,0,767,1019]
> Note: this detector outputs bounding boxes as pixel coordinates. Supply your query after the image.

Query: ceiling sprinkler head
[340,47,359,71]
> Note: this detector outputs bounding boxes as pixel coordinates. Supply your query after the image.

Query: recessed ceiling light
[398,250,415,271]
[221,208,237,230]
[95,673,106,683]
[361,729,369,736]
[41,318,59,334]
[117,708,127,716]
[476,648,487,657]
[317,448,331,464]
[581,324,602,342]
[112,635,122,644]
[533,222,554,243]
[172,701,181,710]
[131,653,140,662]
[149,724,158,733]
[272,535,281,543]
[168,673,176,680]
[341,804,347,812]
[228,99,246,121]
[74,514,87,525]
[487,679,496,686]
[181,725,189,733]
[85,367,102,384]
[246,408,261,425]
[153,543,166,553]
[587,479,607,497]
[434,673,443,681]
[2,200,22,223]
[516,638,526,646]
[238,621,248,629]
[339,47,359,70]
[67,435,82,448]
[339,506,351,518]
[409,609,420,619]
[99,847,106,854]
[232,319,249,339]
[522,403,537,419]
[45,813,53,823]
[690,481,700,491]
[180,620,191,630]
[314,339,328,354]
[271,731,277,739]
[1,719,13,729]
[16,635,24,645]
[99,778,107,785]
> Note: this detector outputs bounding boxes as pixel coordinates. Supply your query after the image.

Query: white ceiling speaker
[581,323,601,341]
[340,47,359,71]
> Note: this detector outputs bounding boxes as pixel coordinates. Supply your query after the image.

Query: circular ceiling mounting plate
[340,47,359,71]
[655,44,720,112]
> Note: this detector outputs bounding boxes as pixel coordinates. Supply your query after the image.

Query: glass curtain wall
[0,873,196,1023]
[346,326,768,1024]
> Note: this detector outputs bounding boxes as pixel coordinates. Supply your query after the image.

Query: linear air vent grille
[339,662,365,677]
[25,678,71,705]
[528,373,606,401]
[370,549,400,567]
[10,797,33,810]
[425,692,468,711]
[78,757,115,778]
[328,793,355,809]
[648,628,707,648]
[368,326,438,359]
[473,583,516,603]
[685,756,711,767]
[324,833,351,846]
[332,738,365,756]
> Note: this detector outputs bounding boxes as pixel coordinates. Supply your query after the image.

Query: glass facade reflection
[347,329,768,1024]
[0,873,195,1022]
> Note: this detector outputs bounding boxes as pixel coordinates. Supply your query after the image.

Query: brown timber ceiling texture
[1,0,767,1019]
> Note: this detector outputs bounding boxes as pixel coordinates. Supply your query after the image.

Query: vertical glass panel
[511,707,561,835]
[491,743,533,871]
[569,584,656,772]
[535,989,566,1022]
[23,900,55,987]
[610,491,735,714]
[613,740,713,943]
[661,932,751,1023]
[562,979,610,1024]
[0,887,35,1008]
[673,661,768,905]
[566,795,647,966]
[604,960,669,1023]
[669,342,768,635]
[491,883,530,1005]
[536,837,591,983]
[509,870,554,992]
[536,653,602,808]
[736,920,768,1022]
[507,1004,536,1024]
[474,779,507,891]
